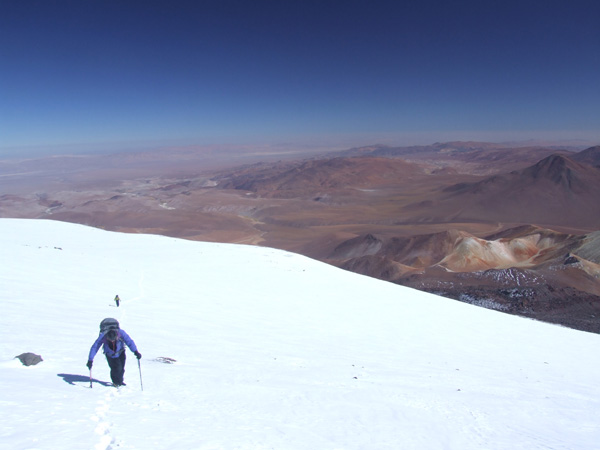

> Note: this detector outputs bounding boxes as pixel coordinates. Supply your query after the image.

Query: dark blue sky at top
[1,0,599,155]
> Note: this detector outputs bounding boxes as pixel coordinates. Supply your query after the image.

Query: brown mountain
[332,226,580,275]
[444,153,599,194]
[332,226,600,333]
[216,156,424,198]
[571,145,600,167]
[404,154,600,228]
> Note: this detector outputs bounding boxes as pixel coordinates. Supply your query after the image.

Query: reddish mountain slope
[407,154,600,228]
[332,226,600,333]
[333,226,579,274]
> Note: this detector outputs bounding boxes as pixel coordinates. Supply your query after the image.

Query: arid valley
[2,141,600,333]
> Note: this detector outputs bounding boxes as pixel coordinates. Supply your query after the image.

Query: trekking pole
[137,359,144,391]
[89,368,93,388]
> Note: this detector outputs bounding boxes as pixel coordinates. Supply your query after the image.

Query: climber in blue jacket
[87,328,141,387]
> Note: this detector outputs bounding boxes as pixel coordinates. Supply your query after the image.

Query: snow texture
[1,218,599,449]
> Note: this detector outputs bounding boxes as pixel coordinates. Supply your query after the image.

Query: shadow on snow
[57,373,112,387]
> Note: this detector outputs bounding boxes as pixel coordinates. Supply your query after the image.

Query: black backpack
[99,318,120,336]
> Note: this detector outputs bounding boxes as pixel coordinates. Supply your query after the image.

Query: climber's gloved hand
[134,351,142,360]
[86,360,93,369]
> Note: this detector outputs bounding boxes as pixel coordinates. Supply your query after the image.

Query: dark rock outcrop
[15,352,43,366]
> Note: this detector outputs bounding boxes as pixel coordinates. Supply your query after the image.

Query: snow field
[1,218,599,449]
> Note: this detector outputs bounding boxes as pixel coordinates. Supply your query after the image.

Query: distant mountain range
[2,141,599,332]
[335,141,587,173]
[214,143,600,332]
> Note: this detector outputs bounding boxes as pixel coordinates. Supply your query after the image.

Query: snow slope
[1,218,599,450]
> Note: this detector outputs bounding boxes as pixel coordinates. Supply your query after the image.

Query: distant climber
[114,294,120,307]
[87,319,141,387]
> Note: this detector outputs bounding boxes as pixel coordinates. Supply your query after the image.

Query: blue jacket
[88,329,138,360]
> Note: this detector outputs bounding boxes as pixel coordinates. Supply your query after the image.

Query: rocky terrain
[1,141,599,332]
[333,226,600,333]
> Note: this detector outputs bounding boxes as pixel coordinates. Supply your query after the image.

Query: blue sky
[1,0,599,156]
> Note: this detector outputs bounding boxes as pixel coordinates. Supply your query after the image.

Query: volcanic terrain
[1,141,599,332]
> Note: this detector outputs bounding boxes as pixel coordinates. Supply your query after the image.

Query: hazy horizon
[2,131,598,161]
[2,1,599,158]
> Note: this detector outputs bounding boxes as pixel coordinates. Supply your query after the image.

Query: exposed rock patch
[15,352,43,366]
